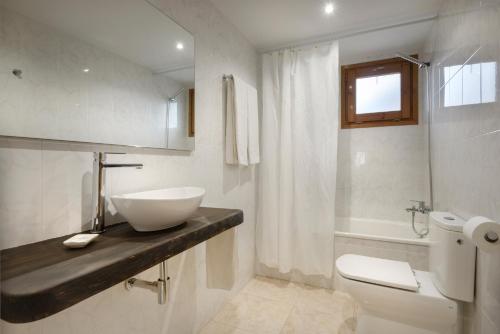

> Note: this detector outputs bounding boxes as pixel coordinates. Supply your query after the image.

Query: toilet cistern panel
[429,212,476,302]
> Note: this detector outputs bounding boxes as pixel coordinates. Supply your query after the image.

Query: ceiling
[210,0,443,51]
[2,0,194,73]
[162,67,195,87]
[338,19,433,65]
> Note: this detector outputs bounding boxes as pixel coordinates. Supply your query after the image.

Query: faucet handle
[409,200,430,213]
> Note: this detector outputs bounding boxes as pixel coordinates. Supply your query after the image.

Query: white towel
[206,228,238,290]
[247,85,260,164]
[225,77,238,165]
[225,75,260,166]
[233,76,249,166]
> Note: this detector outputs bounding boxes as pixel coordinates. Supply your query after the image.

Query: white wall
[336,124,427,222]
[0,0,258,333]
[423,0,500,333]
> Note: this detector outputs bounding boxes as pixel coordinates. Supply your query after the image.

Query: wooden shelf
[1,207,243,323]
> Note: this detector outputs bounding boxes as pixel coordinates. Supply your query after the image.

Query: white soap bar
[63,234,99,249]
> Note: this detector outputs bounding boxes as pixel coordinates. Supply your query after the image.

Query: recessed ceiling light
[324,2,334,14]
[176,42,184,50]
[82,68,90,73]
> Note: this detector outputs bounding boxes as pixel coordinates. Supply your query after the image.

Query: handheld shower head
[395,53,430,68]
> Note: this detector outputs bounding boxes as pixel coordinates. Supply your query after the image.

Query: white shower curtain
[257,42,339,277]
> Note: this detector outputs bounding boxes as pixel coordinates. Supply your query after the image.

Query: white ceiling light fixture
[176,42,184,50]
[82,68,90,73]
[324,2,334,15]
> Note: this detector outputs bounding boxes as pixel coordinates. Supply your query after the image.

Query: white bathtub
[334,217,430,277]
[335,217,430,246]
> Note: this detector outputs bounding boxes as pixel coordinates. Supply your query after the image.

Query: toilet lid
[336,254,419,291]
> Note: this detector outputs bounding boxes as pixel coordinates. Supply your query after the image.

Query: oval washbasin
[111,187,206,232]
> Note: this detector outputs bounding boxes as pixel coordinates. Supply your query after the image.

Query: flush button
[484,231,499,244]
[456,239,463,245]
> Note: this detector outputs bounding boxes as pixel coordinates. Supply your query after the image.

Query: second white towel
[233,76,249,166]
[225,75,260,166]
[247,85,260,164]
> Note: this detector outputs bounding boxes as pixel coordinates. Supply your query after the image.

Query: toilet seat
[336,254,418,291]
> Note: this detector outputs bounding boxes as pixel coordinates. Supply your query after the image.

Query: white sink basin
[111,187,205,232]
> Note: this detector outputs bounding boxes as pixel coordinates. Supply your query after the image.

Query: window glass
[341,57,418,129]
[443,62,496,107]
[356,73,401,114]
[168,99,178,128]
[481,62,496,103]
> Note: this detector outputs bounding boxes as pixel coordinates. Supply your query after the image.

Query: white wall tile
[0,0,258,333]
[424,0,500,332]
[336,124,427,222]
[0,138,43,247]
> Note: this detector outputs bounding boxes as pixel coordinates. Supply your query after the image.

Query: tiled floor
[199,276,357,334]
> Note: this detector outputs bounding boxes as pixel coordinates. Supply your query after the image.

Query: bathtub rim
[335,216,430,246]
[334,231,430,246]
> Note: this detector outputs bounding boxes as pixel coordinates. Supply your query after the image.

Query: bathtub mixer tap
[406,200,431,215]
[406,200,430,238]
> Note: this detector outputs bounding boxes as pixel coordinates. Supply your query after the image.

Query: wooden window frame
[340,56,419,129]
[188,88,195,137]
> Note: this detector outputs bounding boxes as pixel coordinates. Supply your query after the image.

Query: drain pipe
[125,261,170,304]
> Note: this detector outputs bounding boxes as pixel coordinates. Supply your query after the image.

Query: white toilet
[335,212,476,334]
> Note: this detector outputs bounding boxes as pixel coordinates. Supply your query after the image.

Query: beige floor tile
[201,277,359,334]
[198,321,251,334]
[241,276,301,304]
[296,285,355,319]
[281,306,357,334]
[214,292,293,334]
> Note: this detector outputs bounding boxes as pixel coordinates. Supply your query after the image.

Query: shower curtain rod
[260,14,437,54]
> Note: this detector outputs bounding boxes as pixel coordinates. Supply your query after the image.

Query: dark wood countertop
[1,207,243,323]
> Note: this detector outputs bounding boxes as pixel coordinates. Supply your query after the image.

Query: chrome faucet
[90,152,143,234]
[406,200,431,214]
[406,200,430,238]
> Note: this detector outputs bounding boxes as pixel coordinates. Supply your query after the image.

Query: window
[442,61,496,107]
[341,57,419,129]
[168,99,178,129]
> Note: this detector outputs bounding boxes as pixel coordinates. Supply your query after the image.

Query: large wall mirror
[0,0,195,150]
